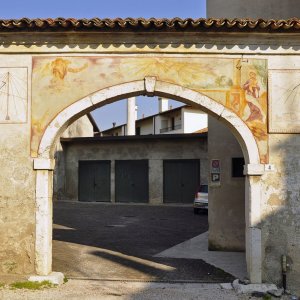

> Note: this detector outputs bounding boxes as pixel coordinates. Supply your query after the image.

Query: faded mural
[32,56,268,162]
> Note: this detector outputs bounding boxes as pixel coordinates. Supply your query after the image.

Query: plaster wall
[58,137,208,203]
[260,134,300,287]
[0,55,35,275]
[208,116,245,251]
[137,118,153,135]
[207,0,300,19]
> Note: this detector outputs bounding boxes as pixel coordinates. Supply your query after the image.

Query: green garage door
[78,160,111,202]
[163,159,200,204]
[115,160,149,203]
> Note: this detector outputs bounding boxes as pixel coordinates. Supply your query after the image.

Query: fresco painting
[32,56,268,162]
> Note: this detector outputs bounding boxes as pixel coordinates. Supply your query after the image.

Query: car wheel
[194,208,199,215]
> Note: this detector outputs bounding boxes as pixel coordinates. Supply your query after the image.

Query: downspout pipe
[282,255,287,291]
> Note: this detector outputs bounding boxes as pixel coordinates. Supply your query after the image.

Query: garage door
[163,160,200,204]
[78,160,111,202]
[115,160,149,203]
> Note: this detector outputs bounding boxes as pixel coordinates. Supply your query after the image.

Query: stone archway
[34,77,265,283]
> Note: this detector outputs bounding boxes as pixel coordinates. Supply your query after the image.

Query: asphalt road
[53,202,235,282]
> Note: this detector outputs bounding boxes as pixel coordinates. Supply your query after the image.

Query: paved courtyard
[53,202,235,282]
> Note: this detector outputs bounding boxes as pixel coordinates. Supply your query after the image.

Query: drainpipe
[282,255,287,291]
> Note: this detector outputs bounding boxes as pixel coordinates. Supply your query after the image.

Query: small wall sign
[211,159,221,186]
[211,159,221,173]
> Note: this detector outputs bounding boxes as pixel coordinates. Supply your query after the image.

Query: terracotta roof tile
[0,17,300,32]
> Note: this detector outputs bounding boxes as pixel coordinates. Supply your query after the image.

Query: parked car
[193,184,208,214]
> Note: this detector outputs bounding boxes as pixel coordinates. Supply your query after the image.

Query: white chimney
[135,105,138,120]
[158,97,169,113]
[126,97,136,135]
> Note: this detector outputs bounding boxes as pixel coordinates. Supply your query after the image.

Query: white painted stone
[33,158,55,170]
[29,272,64,285]
[244,173,262,284]
[35,197,52,276]
[35,170,52,199]
[220,283,233,290]
[144,76,156,95]
[248,177,262,227]
[90,81,145,106]
[155,80,225,118]
[244,164,265,176]
[232,279,240,290]
[39,96,93,158]
[220,109,260,165]
[232,281,278,294]
[246,227,262,284]
[268,288,284,297]
[35,170,53,276]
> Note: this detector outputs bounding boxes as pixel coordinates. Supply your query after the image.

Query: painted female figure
[243,71,263,122]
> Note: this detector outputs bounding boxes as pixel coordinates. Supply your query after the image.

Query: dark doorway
[78,160,111,202]
[171,117,175,130]
[163,159,200,204]
[115,160,149,203]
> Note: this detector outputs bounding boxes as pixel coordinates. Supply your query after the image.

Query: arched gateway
[34,78,264,283]
[2,17,300,292]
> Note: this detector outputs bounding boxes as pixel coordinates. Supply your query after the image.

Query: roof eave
[1,17,300,33]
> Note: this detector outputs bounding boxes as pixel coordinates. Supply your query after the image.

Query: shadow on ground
[53,202,235,282]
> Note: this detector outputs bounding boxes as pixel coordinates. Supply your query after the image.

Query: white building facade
[102,100,208,136]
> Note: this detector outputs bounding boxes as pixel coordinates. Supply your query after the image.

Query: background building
[55,133,208,204]
[54,97,209,204]
[101,98,208,136]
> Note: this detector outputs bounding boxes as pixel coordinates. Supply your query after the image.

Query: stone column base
[28,272,64,285]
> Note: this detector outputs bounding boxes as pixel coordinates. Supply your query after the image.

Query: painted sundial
[0,68,27,123]
[269,70,300,133]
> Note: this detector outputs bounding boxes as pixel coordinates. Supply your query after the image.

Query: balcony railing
[160,124,181,133]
